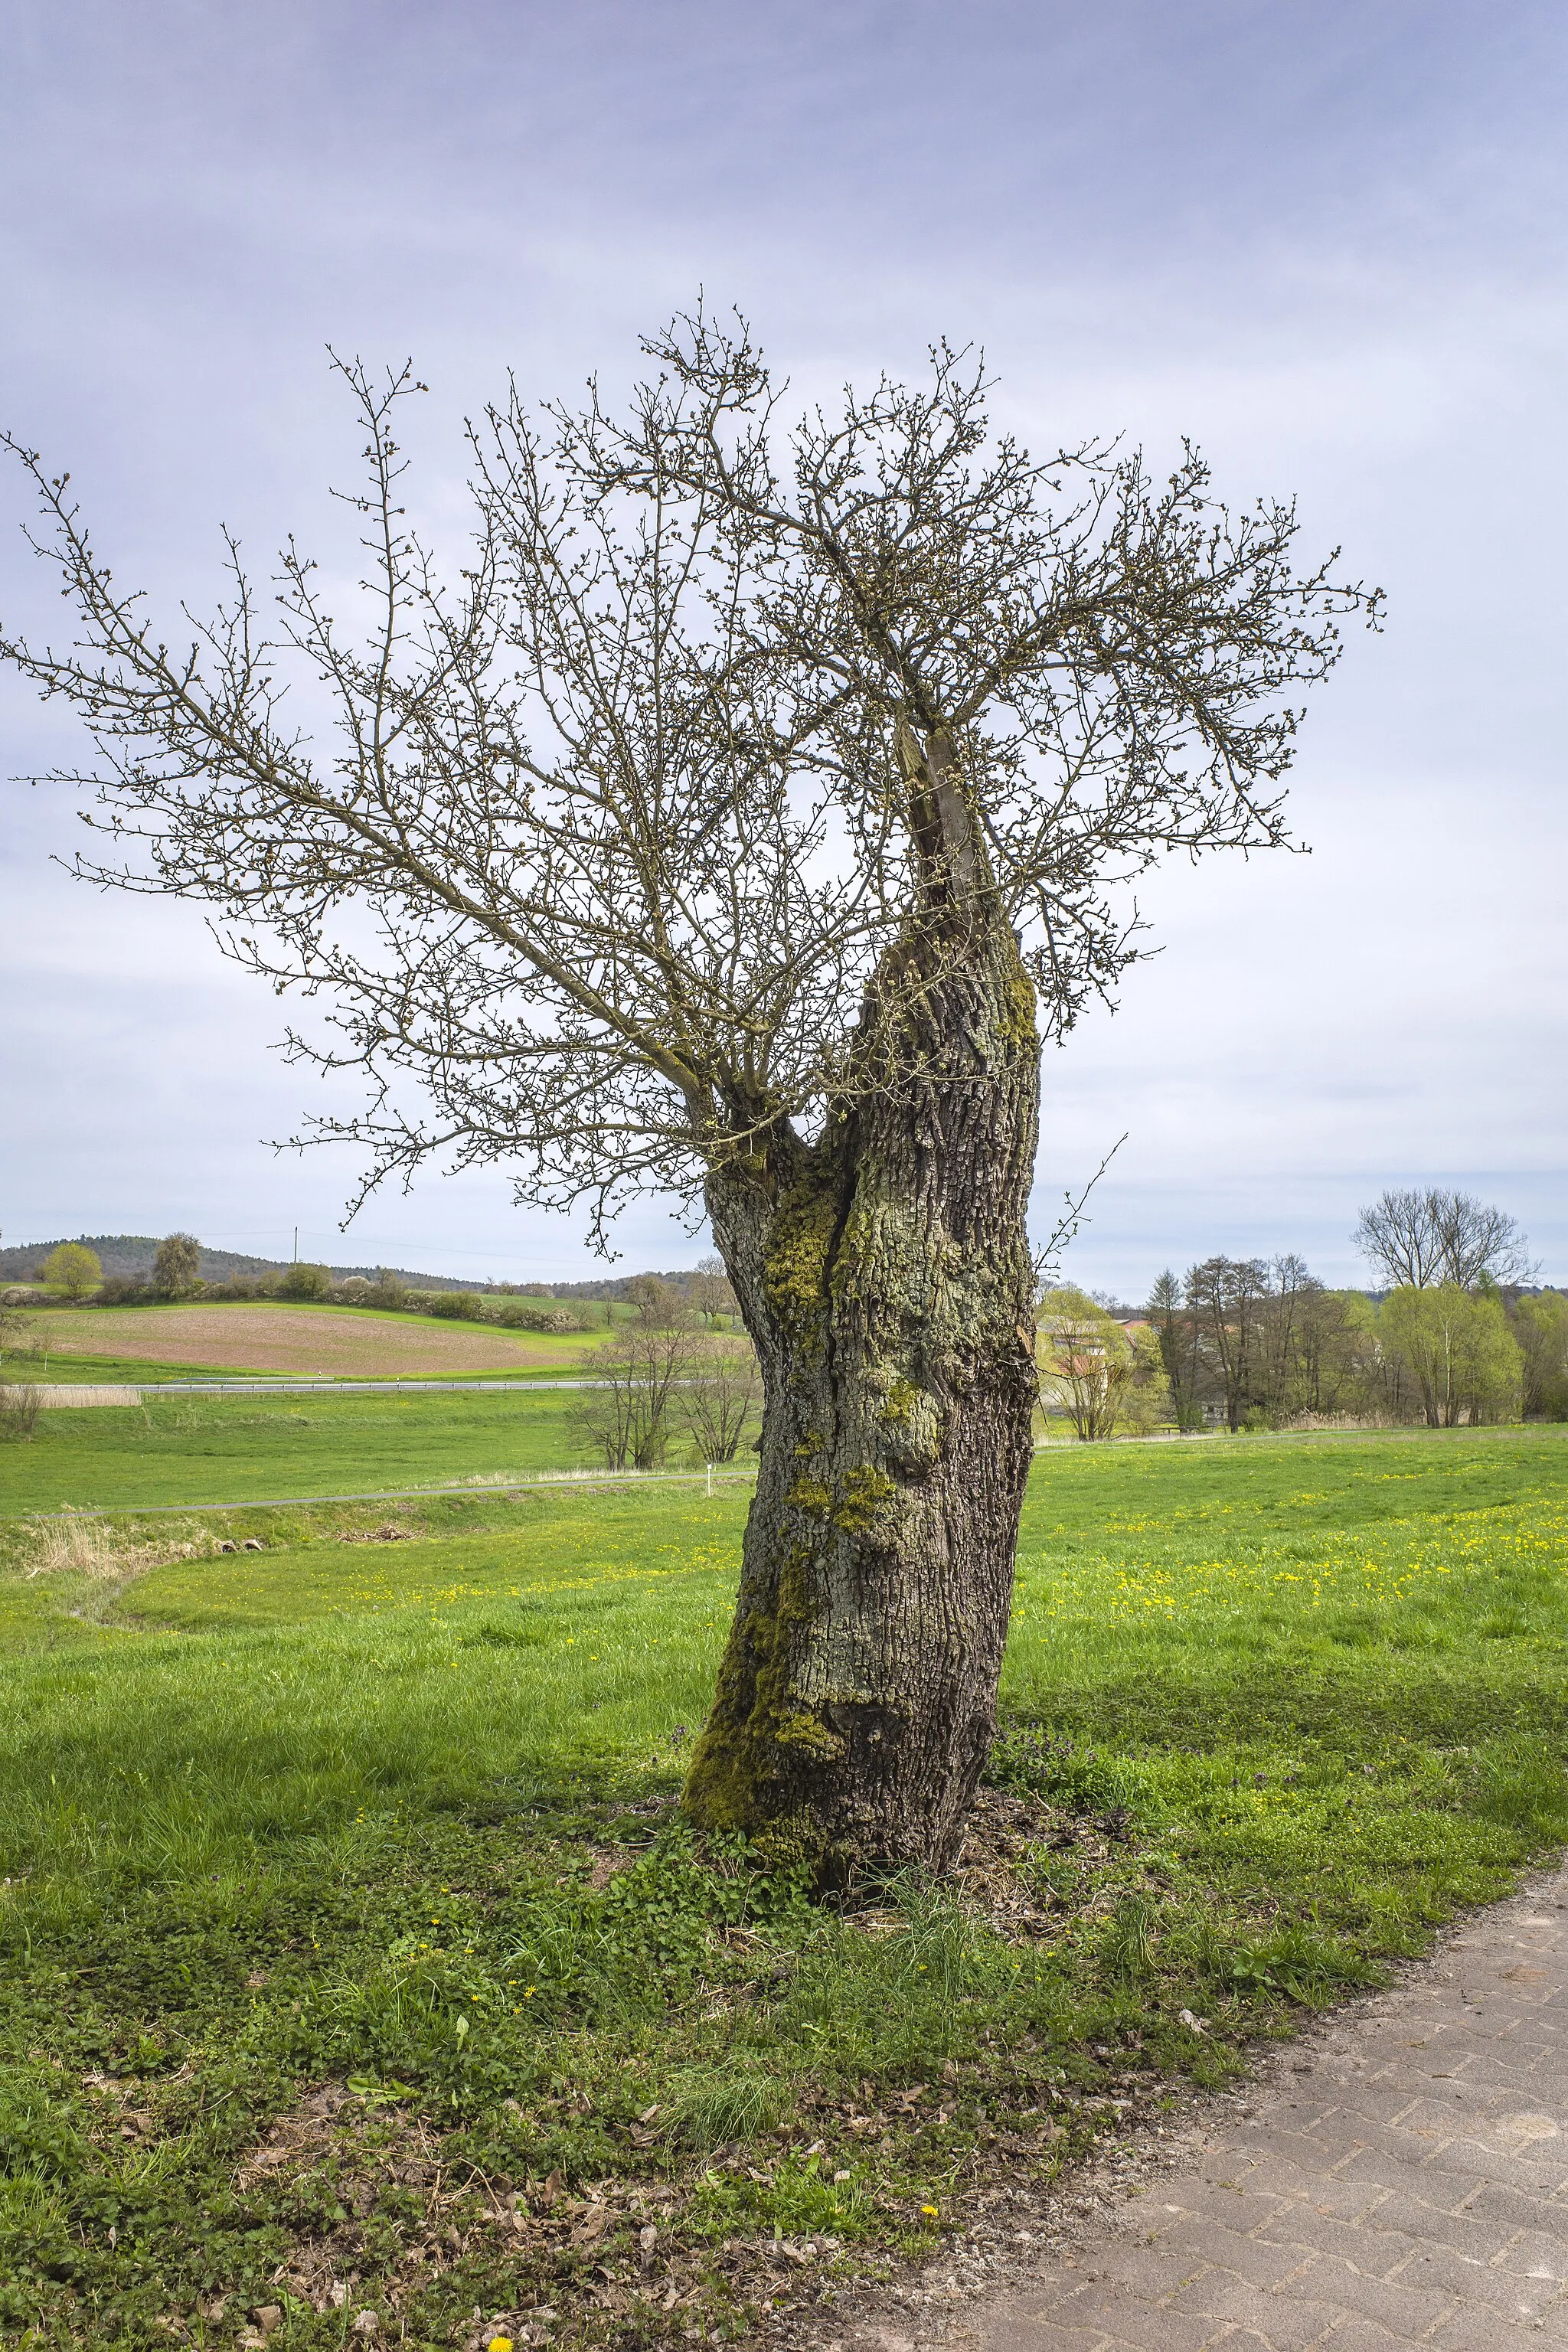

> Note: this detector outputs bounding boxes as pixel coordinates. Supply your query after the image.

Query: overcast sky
[2,0,1563,1293]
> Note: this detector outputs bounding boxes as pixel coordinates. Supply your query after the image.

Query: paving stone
[893,1865,1568,2352]
[1164,2267,1344,2346]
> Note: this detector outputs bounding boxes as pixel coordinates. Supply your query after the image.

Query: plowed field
[30,1303,592,1375]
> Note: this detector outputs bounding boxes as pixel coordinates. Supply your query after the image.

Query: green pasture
[0,1419,1564,2350]
[0,1390,597,1513]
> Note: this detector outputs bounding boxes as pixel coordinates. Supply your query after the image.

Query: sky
[1,0,1563,1295]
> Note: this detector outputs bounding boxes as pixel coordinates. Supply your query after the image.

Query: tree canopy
[2,314,1380,1239]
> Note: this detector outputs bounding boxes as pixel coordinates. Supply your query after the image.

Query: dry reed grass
[23,1511,216,1582]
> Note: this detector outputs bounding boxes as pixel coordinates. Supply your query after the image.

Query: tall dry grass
[23,1511,212,1581]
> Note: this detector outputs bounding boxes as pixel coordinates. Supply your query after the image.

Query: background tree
[151,1232,201,1298]
[1184,1256,1270,1432]
[1355,1189,1534,1292]
[1145,1269,1203,1430]
[679,1334,763,1462]
[687,1254,738,1331]
[275,1263,332,1302]
[1037,1285,1166,1439]
[0,314,1377,1870]
[1514,1292,1568,1422]
[1379,1284,1523,1427]
[40,1241,101,1300]
[569,1288,697,1470]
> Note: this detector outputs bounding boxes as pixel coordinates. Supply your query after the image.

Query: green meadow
[0,1390,592,1513]
[1,1413,1565,2350]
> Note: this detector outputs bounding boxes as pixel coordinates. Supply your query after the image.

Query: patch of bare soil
[31,1305,581,1376]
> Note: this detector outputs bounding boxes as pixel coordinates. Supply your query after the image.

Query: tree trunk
[682,730,1040,1876]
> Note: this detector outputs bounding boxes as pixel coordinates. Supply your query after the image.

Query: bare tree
[0,312,1377,1870]
[1354,1189,1534,1292]
[1185,1256,1272,1432]
[679,1334,762,1462]
[687,1253,738,1330]
[569,1290,697,1470]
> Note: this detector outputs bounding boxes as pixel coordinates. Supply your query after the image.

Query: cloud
[2,0,1563,1281]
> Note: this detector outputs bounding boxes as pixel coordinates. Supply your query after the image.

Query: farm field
[0,1422,1564,2350]
[21,1302,610,1379]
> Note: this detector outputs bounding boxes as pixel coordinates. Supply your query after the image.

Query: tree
[41,1241,100,1300]
[1036,1286,1166,1439]
[679,1334,763,1462]
[1184,1256,1271,1431]
[1514,1292,1568,1422]
[1379,1284,1523,1427]
[688,1254,738,1331]
[570,1291,697,1469]
[0,315,1377,1870]
[151,1232,201,1297]
[1145,1269,1204,1431]
[1354,1189,1534,1292]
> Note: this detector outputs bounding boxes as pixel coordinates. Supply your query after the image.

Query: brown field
[29,1304,593,1377]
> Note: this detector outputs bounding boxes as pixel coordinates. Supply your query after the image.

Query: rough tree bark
[684,727,1040,1873]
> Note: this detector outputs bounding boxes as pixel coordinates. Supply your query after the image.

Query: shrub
[0,1381,42,1441]
[426,1290,482,1320]
[494,1299,586,1333]
[96,1276,152,1305]
[276,1263,332,1302]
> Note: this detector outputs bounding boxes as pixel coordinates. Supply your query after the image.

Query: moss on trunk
[684,779,1040,1872]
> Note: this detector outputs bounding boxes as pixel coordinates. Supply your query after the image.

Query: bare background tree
[0,311,1378,1869]
[1184,1256,1271,1433]
[687,1254,738,1331]
[1355,1188,1537,1292]
[568,1281,697,1470]
[679,1335,762,1465]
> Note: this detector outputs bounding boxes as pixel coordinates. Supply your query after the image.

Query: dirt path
[835,1867,1568,2352]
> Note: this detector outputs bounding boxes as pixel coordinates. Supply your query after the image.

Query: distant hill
[0,1234,492,1289]
[0,1233,706,1298]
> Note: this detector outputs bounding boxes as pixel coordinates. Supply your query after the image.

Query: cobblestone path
[851,1869,1568,2351]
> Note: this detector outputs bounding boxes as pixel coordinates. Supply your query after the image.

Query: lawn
[0,1421,1564,2350]
[21,1303,614,1379]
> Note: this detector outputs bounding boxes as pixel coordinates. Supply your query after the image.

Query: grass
[19,1303,616,1380]
[0,1419,1564,2349]
[18,1354,295,1387]
[0,1392,601,1514]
